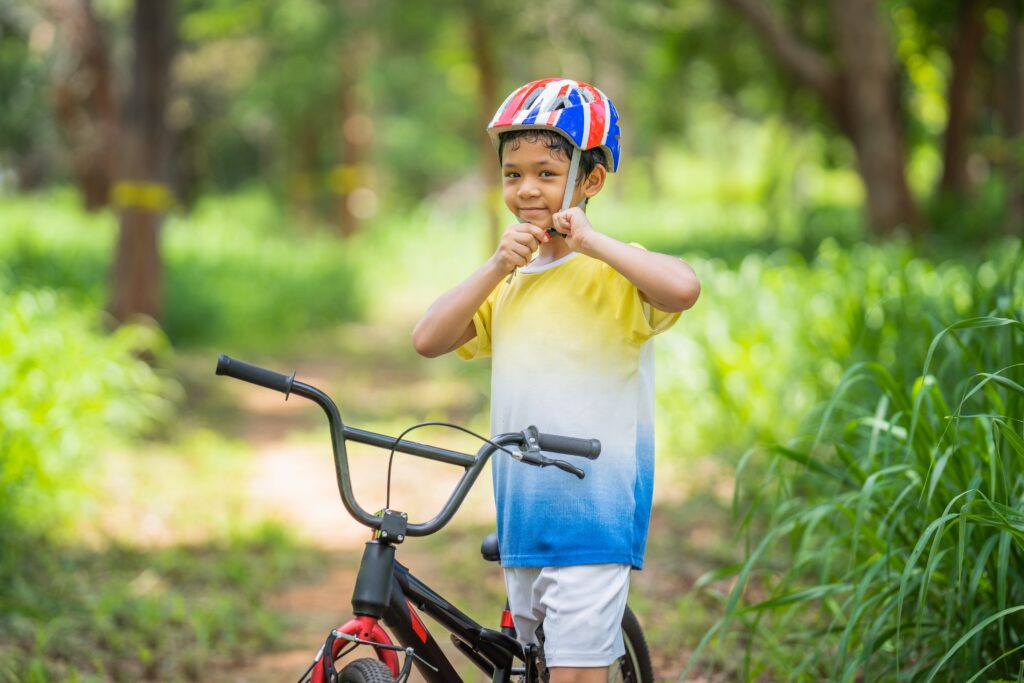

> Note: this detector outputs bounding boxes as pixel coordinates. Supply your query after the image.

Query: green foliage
[0,286,171,537]
[0,188,113,299]
[655,239,1018,460]
[0,189,364,348]
[0,2,52,165]
[0,522,326,682]
[685,251,1024,680]
[162,190,364,349]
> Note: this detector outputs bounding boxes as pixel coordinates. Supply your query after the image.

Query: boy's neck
[534,237,574,265]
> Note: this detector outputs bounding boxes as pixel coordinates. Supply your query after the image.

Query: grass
[686,304,1024,680]
[0,523,329,682]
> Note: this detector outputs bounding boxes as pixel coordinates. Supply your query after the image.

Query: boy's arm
[552,208,700,313]
[413,222,549,358]
[412,259,504,358]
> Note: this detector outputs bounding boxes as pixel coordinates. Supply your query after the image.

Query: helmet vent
[523,89,542,109]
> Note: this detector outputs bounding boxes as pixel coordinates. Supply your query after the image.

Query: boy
[412,78,700,683]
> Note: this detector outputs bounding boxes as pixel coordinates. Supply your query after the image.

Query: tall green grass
[684,251,1024,681]
[655,239,1017,461]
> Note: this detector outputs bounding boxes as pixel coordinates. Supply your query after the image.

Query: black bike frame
[382,560,523,683]
[214,355,598,683]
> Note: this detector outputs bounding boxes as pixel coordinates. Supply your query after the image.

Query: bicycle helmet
[487,78,621,173]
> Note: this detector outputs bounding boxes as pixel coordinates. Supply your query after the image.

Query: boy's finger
[528,225,550,243]
[510,241,533,260]
[511,231,541,248]
[554,212,571,233]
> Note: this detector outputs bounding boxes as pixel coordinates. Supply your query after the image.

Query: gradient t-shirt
[456,249,679,568]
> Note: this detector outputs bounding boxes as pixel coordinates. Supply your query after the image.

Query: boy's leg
[504,564,630,674]
[548,666,609,683]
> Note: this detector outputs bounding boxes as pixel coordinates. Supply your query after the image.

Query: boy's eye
[540,171,556,177]
[504,172,520,179]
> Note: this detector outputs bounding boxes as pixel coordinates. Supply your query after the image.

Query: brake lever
[515,430,586,479]
[516,449,585,479]
[550,459,585,479]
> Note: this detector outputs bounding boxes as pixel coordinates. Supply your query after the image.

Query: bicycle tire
[533,604,653,683]
[612,605,654,683]
[337,658,395,683]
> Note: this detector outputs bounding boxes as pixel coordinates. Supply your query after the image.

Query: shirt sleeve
[455,282,501,360]
[621,243,682,343]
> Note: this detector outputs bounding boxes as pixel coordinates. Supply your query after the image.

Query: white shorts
[503,564,631,668]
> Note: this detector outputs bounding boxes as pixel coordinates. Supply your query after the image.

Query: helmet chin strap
[547,147,584,237]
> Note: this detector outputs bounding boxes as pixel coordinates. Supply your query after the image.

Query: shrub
[685,249,1024,681]
[0,287,171,539]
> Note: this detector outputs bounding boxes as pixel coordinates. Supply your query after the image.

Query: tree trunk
[336,46,371,236]
[108,0,175,325]
[1005,0,1023,235]
[48,0,119,210]
[832,0,919,236]
[939,0,987,196]
[468,6,501,249]
[723,0,919,237]
[292,117,319,228]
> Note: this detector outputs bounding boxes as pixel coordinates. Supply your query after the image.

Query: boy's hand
[551,207,598,254]
[490,222,550,274]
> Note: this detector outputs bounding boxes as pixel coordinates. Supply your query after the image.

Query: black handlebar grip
[216,354,295,395]
[537,432,601,459]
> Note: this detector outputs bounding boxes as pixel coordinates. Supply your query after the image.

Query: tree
[46,0,118,209]
[108,0,176,324]
[1003,0,1023,234]
[334,0,373,237]
[938,0,988,196]
[467,0,501,246]
[723,0,920,236]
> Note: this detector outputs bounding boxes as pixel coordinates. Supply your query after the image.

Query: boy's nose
[518,180,541,198]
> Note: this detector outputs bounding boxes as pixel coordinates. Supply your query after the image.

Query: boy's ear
[582,164,607,199]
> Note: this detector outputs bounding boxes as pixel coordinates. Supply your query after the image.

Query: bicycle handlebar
[215,355,601,538]
[216,354,295,395]
[524,426,601,460]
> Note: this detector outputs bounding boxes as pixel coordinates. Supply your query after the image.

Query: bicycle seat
[480,532,500,562]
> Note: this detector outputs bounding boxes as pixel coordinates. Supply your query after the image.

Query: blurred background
[1,0,1023,681]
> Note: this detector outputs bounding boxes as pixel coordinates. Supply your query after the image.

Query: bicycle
[215,354,654,683]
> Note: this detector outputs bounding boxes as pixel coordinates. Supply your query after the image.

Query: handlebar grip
[537,432,601,459]
[216,354,295,395]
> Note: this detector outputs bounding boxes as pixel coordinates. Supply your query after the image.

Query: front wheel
[611,605,653,683]
[337,658,396,683]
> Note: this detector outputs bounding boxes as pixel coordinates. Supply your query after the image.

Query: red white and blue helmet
[487,78,621,173]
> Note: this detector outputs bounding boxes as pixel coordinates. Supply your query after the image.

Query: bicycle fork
[310,540,402,682]
[310,538,459,683]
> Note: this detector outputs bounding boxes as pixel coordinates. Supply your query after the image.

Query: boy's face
[501,137,584,229]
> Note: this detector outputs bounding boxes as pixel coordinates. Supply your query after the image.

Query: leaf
[924,605,1024,683]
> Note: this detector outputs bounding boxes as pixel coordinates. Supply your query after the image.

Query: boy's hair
[498,129,606,185]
